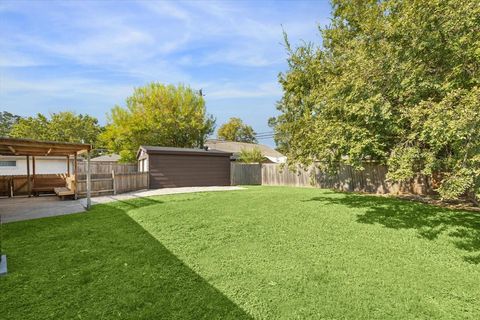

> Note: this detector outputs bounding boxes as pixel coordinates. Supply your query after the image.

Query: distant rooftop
[205,139,284,158]
[205,139,286,163]
[91,154,121,162]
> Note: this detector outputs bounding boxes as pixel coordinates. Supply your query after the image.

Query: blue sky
[0,0,331,146]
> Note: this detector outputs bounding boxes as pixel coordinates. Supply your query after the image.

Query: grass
[1,186,479,319]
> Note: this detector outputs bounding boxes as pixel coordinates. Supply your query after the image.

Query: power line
[255,132,275,138]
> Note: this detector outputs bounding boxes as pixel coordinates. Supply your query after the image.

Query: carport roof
[0,137,91,156]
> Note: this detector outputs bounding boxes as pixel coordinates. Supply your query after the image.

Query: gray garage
[137,146,232,189]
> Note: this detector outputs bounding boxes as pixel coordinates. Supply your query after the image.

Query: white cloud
[139,1,192,22]
[0,52,44,67]
[0,0,326,127]
[2,76,130,98]
[1,0,322,73]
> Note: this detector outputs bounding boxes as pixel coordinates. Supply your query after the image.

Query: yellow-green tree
[101,83,215,162]
[238,147,264,163]
[217,117,257,143]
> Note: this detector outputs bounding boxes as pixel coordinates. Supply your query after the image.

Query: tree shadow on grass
[304,194,480,264]
[109,196,165,209]
[110,195,201,210]
[1,197,253,319]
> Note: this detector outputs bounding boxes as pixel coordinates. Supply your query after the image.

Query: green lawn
[1,186,479,319]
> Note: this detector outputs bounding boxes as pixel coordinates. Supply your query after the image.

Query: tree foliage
[271,0,480,203]
[101,83,215,162]
[268,116,289,154]
[238,147,265,163]
[0,111,21,136]
[10,111,102,145]
[217,117,257,143]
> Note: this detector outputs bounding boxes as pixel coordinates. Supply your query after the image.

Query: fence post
[112,170,116,195]
[86,152,91,210]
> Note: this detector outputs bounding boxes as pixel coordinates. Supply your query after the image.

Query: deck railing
[76,172,148,196]
[0,172,149,197]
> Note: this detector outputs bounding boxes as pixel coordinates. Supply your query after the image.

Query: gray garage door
[149,153,231,188]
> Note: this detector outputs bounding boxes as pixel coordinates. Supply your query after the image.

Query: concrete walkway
[0,196,85,223]
[79,186,244,206]
[0,186,244,223]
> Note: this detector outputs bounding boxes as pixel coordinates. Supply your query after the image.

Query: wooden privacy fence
[77,162,137,174]
[262,163,392,192]
[114,172,149,194]
[77,172,148,197]
[77,173,113,196]
[232,162,433,195]
[230,163,262,185]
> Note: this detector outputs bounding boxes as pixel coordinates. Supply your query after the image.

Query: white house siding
[0,156,75,176]
[265,156,287,164]
[138,156,149,172]
[137,149,149,173]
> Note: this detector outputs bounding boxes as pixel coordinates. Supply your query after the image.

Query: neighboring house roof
[205,139,286,163]
[91,154,121,162]
[137,146,232,159]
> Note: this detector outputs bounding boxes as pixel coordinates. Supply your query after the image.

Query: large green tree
[0,111,21,136]
[271,0,480,204]
[217,117,257,143]
[10,111,102,145]
[101,83,215,162]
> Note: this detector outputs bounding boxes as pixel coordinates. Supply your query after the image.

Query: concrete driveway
[0,186,244,223]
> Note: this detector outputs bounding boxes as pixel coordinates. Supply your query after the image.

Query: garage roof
[137,146,232,159]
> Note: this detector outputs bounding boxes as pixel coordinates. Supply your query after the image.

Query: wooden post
[146,155,150,189]
[86,152,91,210]
[74,153,78,199]
[32,156,36,195]
[147,167,150,189]
[26,155,31,197]
[112,170,116,195]
[66,155,70,176]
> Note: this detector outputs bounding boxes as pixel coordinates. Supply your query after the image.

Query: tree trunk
[466,190,479,207]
